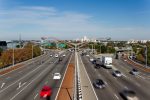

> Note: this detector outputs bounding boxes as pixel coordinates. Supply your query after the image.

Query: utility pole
[145,46,148,68]
[32,45,33,59]
[12,41,15,66]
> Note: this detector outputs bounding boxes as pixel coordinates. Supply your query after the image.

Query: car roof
[96,79,104,83]
[123,90,136,96]
[132,69,138,71]
[42,85,51,90]
[115,70,121,73]
[54,73,60,74]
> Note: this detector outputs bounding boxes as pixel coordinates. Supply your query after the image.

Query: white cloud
[0,6,149,40]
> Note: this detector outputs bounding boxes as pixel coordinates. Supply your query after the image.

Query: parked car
[120,89,139,100]
[40,86,52,98]
[93,79,105,89]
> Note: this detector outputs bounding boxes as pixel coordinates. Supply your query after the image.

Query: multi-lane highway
[0,50,72,100]
[0,49,150,100]
[80,52,150,100]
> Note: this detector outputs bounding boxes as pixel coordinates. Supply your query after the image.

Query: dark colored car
[93,79,105,89]
[92,59,97,64]
[95,63,101,69]
[40,86,52,98]
[58,57,62,61]
[120,90,139,100]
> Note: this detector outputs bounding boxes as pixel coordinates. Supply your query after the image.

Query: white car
[62,54,66,57]
[90,58,94,62]
[113,70,122,77]
[86,54,89,57]
[53,73,61,80]
[55,54,59,58]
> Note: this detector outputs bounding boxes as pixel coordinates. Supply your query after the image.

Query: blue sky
[0,0,150,40]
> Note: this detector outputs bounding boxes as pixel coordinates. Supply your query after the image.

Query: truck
[101,56,112,69]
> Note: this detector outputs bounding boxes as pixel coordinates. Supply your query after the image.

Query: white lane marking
[1,83,5,88]
[17,82,26,90]
[114,94,119,100]
[135,83,141,87]
[105,82,108,86]
[55,53,73,100]
[10,62,53,100]
[122,74,127,78]
[34,93,38,100]
[79,54,99,100]
[18,71,22,74]
[124,86,128,89]
[0,58,52,94]
[98,74,101,77]
[138,75,146,80]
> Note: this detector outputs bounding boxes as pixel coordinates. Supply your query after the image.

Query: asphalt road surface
[80,53,150,100]
[0,50,72,100]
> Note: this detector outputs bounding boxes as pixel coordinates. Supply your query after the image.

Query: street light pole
[32,45,33,59]
[12,42,14,66]
[145,46,148,68]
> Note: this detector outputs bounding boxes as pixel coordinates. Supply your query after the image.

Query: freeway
[80,53,150,100]
[0,50,72,100]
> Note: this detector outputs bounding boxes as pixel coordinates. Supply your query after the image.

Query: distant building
[0,41,7,50]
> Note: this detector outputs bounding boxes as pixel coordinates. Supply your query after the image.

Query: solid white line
[114,94,119,100]
[34,93,38,100]
[55,53,73,100]
[79,53,99,100]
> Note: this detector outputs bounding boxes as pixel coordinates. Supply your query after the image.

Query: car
[92,59,97,64]
[130,69,139,75]
[113,70,122,77]
[86,54,89,57]
[58,57,63,61]
[40,86,52,98]
[120,90,139,100]
[55,54,59,58]
[93,79,105,89]
[90,58,94,62]
[95,63,101,69]
[50,54,53,57]
[62,54,66,57]
[53,73,61,80]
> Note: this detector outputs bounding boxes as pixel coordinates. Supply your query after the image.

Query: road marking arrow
[1,83,5,88]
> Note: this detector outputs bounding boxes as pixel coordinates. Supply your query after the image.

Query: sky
[0,0,150,40]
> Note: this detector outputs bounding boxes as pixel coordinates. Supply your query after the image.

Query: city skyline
[0,0,150,40]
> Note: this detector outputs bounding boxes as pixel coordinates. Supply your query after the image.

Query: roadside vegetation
[132,42,150,65]
[88,42,116,54]
[0,42,41,69]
